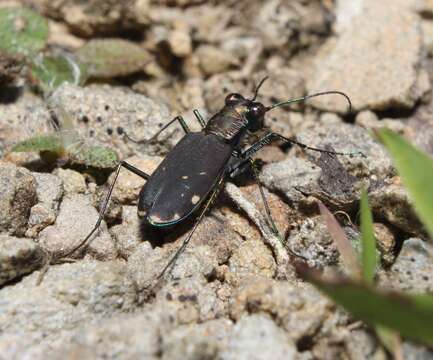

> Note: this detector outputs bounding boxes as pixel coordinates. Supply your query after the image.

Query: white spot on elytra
[137,209,147,218]
[199,172,206,175]
[182,175,188,180]
[191,195,200,204]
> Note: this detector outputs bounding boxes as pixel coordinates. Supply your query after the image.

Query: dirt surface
[1,0,433,359]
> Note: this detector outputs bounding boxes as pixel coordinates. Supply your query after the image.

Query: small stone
[196,45,237,76]
[378,238,433,293]
[229,276,334,343]
[168,28,192,57]
[286,216,338,268]
[308,0,425,112]
[0,162,37,236]
[157,276,227,323]
[110,205,141,258]
[58,312,161,359]
[228,239,276,281]
[162,319,233,360]
[53,168,86,194]
[112,155,160,204]
[373,222,396,265]
[25,173,63,237]
[370,182,423,235]
[38,194,116,260]
[0,235,46,285]
[32,172,63,209]
[220,313,297,360]
[25,203,56,238]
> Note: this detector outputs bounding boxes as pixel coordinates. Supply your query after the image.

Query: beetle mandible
[62,77,355,279]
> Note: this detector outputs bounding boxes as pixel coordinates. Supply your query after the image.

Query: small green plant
[305,129,433,351]
[11,106,118,170]
[0,7,150,93]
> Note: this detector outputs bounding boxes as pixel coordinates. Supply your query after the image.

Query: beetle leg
[119,115,191,144]
[240,132,364,159]
[228,156,308,262]
[156,176,225,280]
[53,161,151,261]
[193,109,206,128]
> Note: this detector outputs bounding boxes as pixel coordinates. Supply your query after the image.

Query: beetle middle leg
[54,160,151,261]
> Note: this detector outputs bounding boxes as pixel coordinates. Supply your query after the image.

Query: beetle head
[224,93,266,132]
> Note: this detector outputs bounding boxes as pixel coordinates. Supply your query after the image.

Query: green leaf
[76,39,151,78]
[360,190,377,284]
[70,145,119,169]
[12,135,63,154]
[304,273,433,345]
[377,128,433,240]
[0,7,48,56]
[30,53,83,92]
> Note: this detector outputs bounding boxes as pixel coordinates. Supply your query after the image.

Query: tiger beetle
[61,77,356,280]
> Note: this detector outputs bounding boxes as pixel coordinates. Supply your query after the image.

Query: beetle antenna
[250,76,269,101]
[266,91,352,113]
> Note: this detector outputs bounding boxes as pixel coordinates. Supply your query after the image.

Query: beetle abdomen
[138,132,233,227]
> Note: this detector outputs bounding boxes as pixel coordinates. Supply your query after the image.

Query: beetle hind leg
[53,160,151,262]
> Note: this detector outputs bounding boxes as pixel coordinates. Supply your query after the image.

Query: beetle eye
[225,93,244,105]
[246,102,265,131]
[247,103,265,120]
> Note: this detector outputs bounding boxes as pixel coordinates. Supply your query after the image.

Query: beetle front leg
[119,115,191,144]
[240,132,364,159]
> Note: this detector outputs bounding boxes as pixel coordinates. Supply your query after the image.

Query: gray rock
[128,242,218,292]
[26,172,63,237]
[110,155,161,205]
[0,260,136,358]
[402,341,433,360]
[228,239,276,280]
[156,276,227,324]
[54,312,162,360]
[49,84,172,159]
[378,238,433,293]
[38,194,116,260]
[0,235,46,285]
[0,162,37,236]
[229,276,335,344]
[370,182,423,235]
[286,216,338,268]
[294,122,393,180]
[110,205,142,258]
[220,313,297,360]
[32,172,64,208]
[162,319,233,360]
[53,168,86,194]
[308,0,426,112]
[254,0,332,52]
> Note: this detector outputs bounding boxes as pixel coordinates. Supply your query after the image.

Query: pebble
[0,162,37,236]
[0,235,46,285]
[38,194,116,260]
[308,0,427,112]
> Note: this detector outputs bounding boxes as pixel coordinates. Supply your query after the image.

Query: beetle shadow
[138,215,197,248]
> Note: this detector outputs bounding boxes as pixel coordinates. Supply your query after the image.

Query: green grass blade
[377,128,433,239]
[360,190,377,284]
[304,273,433,345]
